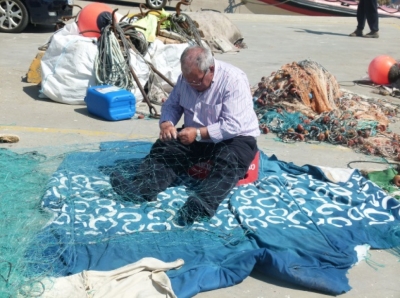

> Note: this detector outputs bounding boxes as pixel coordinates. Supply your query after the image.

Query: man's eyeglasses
[183,69,209,86]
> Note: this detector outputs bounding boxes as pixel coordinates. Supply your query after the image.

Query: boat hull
[257,0,400,18]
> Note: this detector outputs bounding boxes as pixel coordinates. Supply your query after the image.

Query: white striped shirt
[160,59,260,143]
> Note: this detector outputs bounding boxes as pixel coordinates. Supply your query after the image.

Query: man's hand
[178,127,196,145]
[159,121,177,142]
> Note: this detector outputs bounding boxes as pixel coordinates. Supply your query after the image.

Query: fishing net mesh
[2,59,400,297]
[0,142,250,297]
[2,139,400,297]
[254,59,400,160]
[283,60,340,113]
[0,149,55,297]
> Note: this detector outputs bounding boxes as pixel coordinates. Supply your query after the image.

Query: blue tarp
[30,141,400,297]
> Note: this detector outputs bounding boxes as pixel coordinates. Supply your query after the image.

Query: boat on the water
[257,0,400,18]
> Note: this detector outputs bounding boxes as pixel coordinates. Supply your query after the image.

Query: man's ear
[209,65,215,74]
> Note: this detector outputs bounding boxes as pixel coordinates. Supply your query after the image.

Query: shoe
[349,29,363,37]
[363,31,379,38]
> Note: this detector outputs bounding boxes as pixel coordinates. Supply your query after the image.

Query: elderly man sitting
[111,45,260,225]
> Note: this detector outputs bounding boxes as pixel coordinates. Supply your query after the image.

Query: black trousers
[132,136,258,219]
[356,0,379,32]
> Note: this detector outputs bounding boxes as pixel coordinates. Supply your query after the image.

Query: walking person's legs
[363,0,379,37]
[350,0,366,36]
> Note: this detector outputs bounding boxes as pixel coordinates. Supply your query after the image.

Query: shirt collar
[212,59,220,84]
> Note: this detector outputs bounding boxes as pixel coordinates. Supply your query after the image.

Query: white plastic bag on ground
[128,48,151,104]
[147,39,188,83]
[144,40,188,105]
[40,22,151,105]
[40,22,98,105]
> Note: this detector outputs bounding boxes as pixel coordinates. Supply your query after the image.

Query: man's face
[182,65,214,92]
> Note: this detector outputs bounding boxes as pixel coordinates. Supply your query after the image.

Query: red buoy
[77,3,113,38]
[368,55,397,85]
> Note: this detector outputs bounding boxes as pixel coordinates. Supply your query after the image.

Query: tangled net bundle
[0,149,55,297]
[168,13,203,46]
[0,142,248,297]
[253,59,400,160]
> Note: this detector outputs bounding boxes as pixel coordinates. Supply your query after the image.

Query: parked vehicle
[0,0,73,33]
[145,0,190,10]
[146,0,167,9]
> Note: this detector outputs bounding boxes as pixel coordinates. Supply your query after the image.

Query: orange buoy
[77,3,113,38]
[368,55,397,85]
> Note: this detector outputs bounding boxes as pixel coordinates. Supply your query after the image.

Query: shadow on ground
[291,27,349,36]
[22,85,42,100]
[23,24,56,34]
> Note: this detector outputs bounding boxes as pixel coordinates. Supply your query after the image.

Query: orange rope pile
[253,60,400,160]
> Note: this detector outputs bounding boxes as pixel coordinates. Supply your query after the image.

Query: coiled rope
[119,21,149,56]
[94,15,134,91]
[169,13,202,46]
[254,60,400,160]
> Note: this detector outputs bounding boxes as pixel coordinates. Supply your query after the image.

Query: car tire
[145,0,167,10]
[0,0,29,33]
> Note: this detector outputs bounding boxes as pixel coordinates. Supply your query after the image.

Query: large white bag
[145,40,189,104]
[40,23,98,105]
[40,22,152,105]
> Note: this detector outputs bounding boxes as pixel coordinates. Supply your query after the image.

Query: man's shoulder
[216,59,241,72]
[215,60,247,81]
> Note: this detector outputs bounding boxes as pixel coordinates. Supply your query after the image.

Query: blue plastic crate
[85,85,136,121]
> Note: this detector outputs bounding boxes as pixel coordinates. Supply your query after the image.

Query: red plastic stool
[187,151,260,186]
[237,151,260,186]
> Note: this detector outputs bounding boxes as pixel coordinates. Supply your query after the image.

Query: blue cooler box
[85,85,136,121]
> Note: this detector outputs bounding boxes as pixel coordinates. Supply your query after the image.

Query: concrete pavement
[0,1,399,297]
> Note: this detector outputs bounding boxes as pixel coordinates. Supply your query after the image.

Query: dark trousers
[132,136,258,219]
[357,0,379,32]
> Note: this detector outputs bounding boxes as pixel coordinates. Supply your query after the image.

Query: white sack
[147,39,189,83]
[143,40,189,105]
[40,22,151,105]
[128,48,151,104]
[40,22,98,105]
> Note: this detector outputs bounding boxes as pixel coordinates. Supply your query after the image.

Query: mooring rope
[94,16,135,91]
